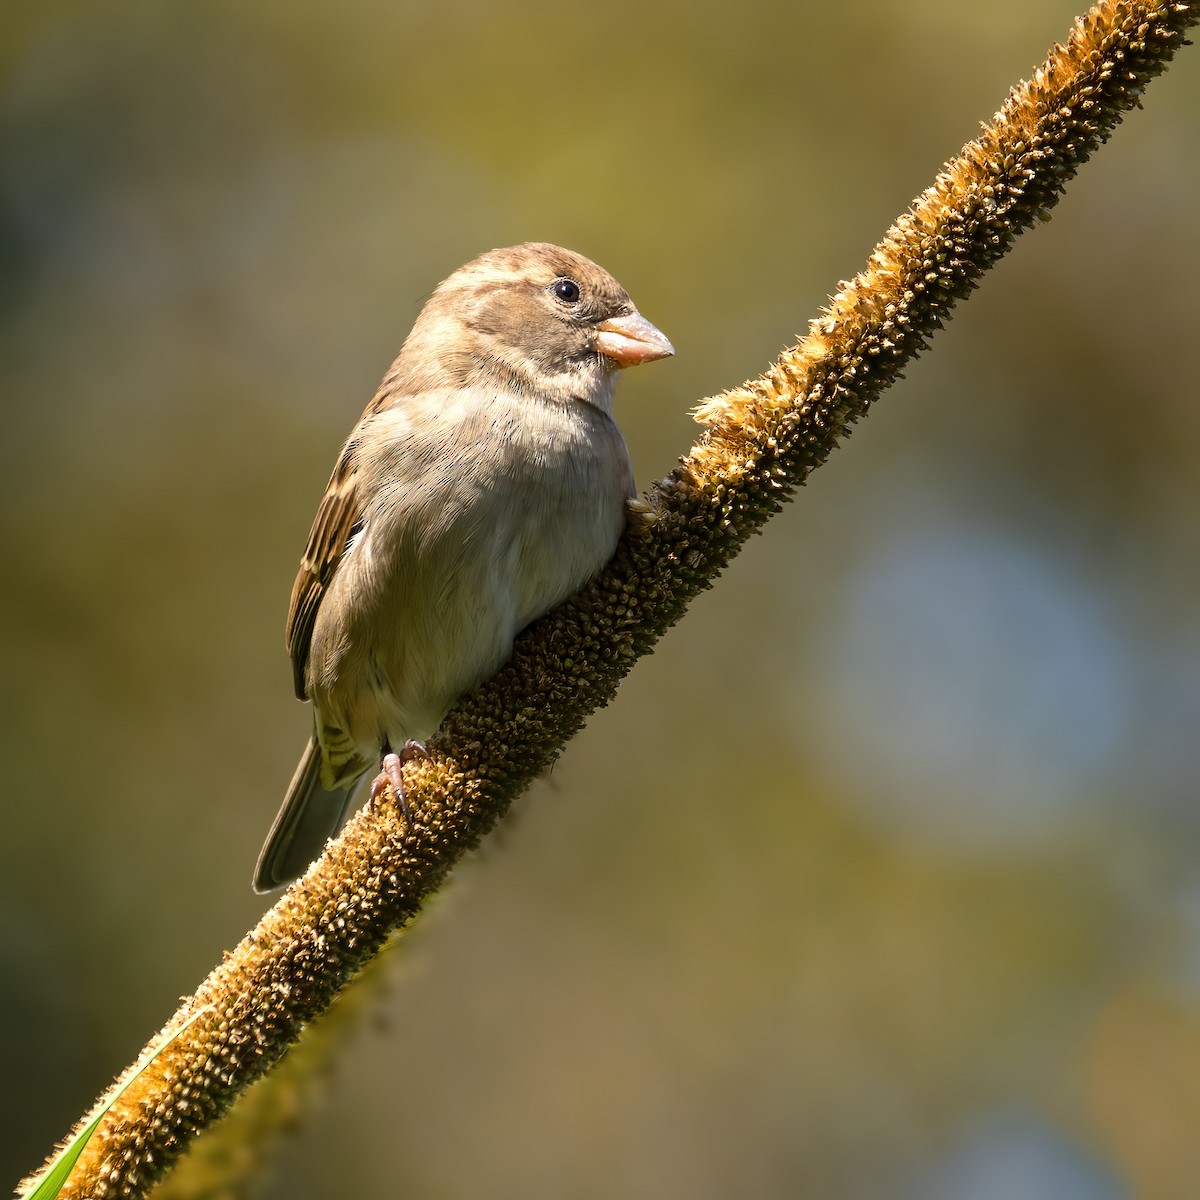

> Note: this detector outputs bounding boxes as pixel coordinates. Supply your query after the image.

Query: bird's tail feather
[253,739,359,892]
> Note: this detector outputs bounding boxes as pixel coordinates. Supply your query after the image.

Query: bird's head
[395,242,674,411]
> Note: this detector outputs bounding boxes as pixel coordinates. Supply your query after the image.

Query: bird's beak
[594,311,675,368]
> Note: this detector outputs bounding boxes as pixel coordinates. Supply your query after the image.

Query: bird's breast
[307,388,632,754]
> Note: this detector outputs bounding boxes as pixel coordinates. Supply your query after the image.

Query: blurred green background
[3,1,1198,1197]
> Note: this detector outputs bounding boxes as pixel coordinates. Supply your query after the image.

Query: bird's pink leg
[368,740,430,818]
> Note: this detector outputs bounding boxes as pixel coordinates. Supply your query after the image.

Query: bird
[253,242,674,891]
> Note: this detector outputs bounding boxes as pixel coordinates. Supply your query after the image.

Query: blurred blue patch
[904,1112,1126,1200]
[806,502,1133,852]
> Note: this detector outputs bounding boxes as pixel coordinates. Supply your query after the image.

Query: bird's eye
[551,277,581,305]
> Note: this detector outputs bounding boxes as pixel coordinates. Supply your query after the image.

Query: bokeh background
[3,1,1198,1197]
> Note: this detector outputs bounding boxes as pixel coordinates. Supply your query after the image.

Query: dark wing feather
[286,389,401,699]
[285,442,364,700]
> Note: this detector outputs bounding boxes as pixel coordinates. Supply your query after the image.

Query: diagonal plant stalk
[21,2,1197,1196]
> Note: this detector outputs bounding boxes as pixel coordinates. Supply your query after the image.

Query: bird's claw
[368,740,430,820]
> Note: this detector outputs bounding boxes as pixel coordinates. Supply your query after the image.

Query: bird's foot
[368,740,430,819]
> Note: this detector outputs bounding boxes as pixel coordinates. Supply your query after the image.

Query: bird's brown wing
[287,389,401,699]
[286,442,364,700]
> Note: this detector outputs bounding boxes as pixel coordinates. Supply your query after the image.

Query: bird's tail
[253,738,359,892]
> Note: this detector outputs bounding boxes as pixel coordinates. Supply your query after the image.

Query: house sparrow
[253,243,674,891]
